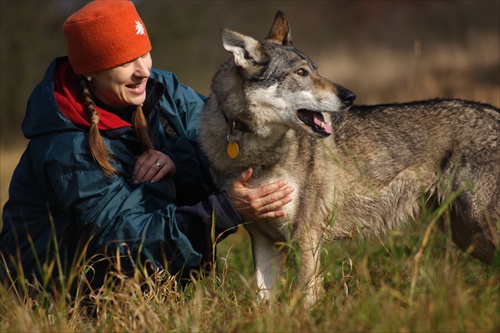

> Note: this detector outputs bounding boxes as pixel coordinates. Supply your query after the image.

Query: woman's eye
[295,68,308,76]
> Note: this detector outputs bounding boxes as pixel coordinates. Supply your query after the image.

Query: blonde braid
[80,77,118,176]
[132,104,154,153]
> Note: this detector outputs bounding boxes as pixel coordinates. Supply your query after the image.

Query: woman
[0,0,293,292]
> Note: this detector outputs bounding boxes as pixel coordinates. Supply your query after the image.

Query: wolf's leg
[248,230,282,302]
[440,168,499,264]
[445,198,499,264]
[297,228,324,306]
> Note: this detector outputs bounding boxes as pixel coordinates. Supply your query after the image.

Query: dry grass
[1,225,498,332]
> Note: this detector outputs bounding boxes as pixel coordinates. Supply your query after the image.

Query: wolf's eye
[295,68,308,76]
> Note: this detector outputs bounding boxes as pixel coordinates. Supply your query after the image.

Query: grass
[1,214,499,332]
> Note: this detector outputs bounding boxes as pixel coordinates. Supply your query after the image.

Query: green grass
[1,215,498,332]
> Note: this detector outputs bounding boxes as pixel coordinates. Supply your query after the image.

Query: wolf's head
[220,10,356,138]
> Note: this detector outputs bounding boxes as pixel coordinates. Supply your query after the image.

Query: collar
[220,108,253,134]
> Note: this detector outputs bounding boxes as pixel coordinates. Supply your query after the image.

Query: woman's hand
[133,150,175,183]
[227,168,294,221]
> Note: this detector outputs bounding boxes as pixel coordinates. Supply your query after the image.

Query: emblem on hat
[135,21,145,35]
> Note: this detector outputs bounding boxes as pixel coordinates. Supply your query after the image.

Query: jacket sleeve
[50,166,241,275]
[175,191,243,243]
[51,165,200,274]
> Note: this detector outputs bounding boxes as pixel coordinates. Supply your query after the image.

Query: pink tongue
[313,115,332,134]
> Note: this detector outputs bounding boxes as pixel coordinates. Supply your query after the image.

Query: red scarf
[53,60,131,131]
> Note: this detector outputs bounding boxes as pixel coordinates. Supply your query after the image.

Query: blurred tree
[1,1,498,146]
[1,1,74,145]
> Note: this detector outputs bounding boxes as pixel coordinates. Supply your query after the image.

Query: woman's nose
[134,58,150,77]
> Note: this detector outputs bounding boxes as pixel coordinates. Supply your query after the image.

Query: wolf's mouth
[297,109,332,137]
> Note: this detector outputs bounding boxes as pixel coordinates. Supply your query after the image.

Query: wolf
[199,10,500,306]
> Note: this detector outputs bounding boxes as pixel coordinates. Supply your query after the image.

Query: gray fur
[199,10,500,306]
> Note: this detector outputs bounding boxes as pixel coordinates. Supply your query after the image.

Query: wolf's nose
[341,89,356,106]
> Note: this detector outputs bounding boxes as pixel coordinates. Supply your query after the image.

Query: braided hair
[79,76,154,176]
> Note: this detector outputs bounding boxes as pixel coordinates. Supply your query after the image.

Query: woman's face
[89,53,152,110]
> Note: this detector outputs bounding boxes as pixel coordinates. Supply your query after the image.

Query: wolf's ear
[265,10,292,46]
[222,28,268,73]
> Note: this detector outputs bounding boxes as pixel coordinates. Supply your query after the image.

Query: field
[1,1,499,332]
[1,223,498,332]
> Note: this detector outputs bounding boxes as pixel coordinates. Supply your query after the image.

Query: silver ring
[155,162,162,168]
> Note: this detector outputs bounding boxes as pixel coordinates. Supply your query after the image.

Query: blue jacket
[0,57,242,289]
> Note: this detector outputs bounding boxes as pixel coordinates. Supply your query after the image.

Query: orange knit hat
[63,0,152,75]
